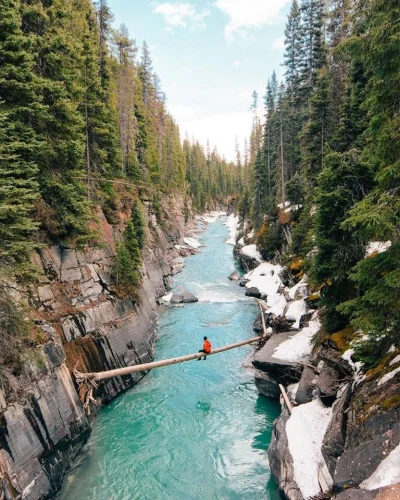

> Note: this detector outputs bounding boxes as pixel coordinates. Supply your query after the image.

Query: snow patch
[389,355,400,366]
[224,213,239,245]
[161,292,173,303]
[365,241,391,257]
[341,349,364,380]
[183,237,202,249]
[360,443,400,490]
[277,201,290,209]
[285,299,307,329]
[245,262,287,315]
[201,210,225,223]
[241,244,262,261]
[286,399,333,499]
[377,366,400,386]
[272,317,321,362]
[247,230,254,239]
[238,237,245,246]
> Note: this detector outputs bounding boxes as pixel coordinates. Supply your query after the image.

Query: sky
[108,0,292,161]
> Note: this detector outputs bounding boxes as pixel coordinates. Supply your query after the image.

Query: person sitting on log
[197,336,212,360]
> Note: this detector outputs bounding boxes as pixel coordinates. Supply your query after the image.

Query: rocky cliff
[0,197,191,499]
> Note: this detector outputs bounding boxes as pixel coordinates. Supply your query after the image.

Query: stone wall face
[0,198,189,499]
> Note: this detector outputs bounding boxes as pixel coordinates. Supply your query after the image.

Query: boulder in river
[170,290,198,304]
[181,291,198,303]
[228,271,240,281]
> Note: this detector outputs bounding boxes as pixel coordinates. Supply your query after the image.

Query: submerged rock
[181,291,198,303]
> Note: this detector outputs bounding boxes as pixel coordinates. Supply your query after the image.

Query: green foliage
[286,172,304,206]
[311,150,373,332]
[112,215,142,294]
[256,221,283,260]
[131,200,145,249]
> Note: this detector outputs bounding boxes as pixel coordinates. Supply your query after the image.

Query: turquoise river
[59,216,280,500]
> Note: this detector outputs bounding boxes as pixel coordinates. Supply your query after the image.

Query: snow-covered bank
[287,399,333,499]
[183,237,202,249]
[272,315,321,362]
[224,213,239,245]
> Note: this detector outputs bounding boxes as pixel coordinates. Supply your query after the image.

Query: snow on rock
[360,443,400,490]
[286,399,333,499]
[201,211,225,223]
[288,275,308,300]
[389,354,400,366]
[245,263,282,296]
[241,244,262,261]
[238,237,245,246]
[245,262,287,316]
[341,348,364,380]
[377,366,400,386]
[183,237,202,249]
[285,299,307,329]
[277,201,291,209]
[224,213,239,245]
[161,292,173,303]
[272,316,321,362]
[365,241,392,257]
[247,230,254,239]
[268,293,288,317]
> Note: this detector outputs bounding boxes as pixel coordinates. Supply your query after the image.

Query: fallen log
[75,334,263,383]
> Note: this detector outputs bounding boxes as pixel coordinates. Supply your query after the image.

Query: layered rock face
[0,198,189,499]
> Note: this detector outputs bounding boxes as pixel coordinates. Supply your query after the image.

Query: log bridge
[74,300,270,414]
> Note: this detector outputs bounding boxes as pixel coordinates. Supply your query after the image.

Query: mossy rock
[289,257,304,271]
[330,327,355,353]
[366,351,400,380]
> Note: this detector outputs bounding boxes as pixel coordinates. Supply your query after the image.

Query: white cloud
[233,58,248,67]
[215,0,291,40]
[154,2,209,31]
[273,36,285,50]
[168,104,254,161]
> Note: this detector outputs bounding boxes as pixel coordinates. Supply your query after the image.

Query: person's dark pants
[197,349,210,360]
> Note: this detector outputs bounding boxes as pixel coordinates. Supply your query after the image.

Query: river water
[59,217,280,500]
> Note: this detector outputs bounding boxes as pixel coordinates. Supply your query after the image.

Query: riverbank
[233,232,400,500]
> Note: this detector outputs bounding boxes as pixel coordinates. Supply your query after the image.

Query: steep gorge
[0,197,191,499]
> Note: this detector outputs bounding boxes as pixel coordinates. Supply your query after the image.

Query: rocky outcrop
[233,245,259,272]
[268,409,303,500]
[252,332,304,385]
[0,197,192,499]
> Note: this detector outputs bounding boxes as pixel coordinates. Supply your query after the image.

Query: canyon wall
[0,197,190,499]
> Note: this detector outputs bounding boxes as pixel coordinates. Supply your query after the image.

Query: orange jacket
[203,339,212,353]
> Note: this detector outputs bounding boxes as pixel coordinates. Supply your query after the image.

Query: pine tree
[311,150,374,332]
[339,0,400,355]
[0,0,41,278]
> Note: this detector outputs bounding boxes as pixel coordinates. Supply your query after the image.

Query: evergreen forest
[0,0,399,370]
[238,0,399,366]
